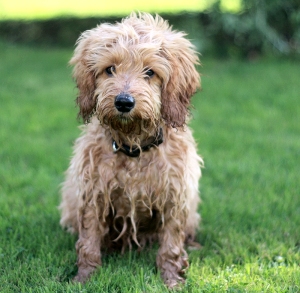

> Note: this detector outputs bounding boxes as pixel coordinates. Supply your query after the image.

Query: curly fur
[60,12,203,288]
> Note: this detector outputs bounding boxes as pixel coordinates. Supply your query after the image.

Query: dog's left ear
[161,34,200,128]
[70,33,97,123]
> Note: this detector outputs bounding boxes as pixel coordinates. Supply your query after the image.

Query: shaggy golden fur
[60,12,203,288]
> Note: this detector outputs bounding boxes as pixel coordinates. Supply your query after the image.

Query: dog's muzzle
[114,93,135,113]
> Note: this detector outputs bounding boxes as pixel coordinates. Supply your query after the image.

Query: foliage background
[0,0,299,58]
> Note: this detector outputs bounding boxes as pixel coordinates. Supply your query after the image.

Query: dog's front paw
[73,266,95,283]
[161,269,185,289]
[159,256,188,289]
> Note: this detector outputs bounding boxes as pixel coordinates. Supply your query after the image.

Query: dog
[60,12,203,288]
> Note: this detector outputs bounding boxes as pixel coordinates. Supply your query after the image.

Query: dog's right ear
[70,34,96,123]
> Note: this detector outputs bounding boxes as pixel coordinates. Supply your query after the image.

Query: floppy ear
[161,33,200,128]
[70,33,96,123]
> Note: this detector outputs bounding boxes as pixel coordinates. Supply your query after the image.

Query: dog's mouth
[117,113,132,123]
[100,112,138,134]
[114,115,154,135]
[113,114,135,133]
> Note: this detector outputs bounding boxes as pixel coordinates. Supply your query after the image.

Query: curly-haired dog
[60,12,203,288]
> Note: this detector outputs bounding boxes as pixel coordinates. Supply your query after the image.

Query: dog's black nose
[114,93,135,113]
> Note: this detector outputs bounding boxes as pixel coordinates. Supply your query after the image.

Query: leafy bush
[0,0,299,58]
[199,0,300,57]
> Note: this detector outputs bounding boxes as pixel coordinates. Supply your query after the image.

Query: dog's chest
[102,153,165,229]
[112,152,164,192]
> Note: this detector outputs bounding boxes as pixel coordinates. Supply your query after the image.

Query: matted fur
[60,12,203,288]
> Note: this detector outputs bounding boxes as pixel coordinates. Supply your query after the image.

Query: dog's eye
[145,69,155,78]
[105,66,115,76]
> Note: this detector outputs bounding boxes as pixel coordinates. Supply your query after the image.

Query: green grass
[0,0,241,20]
[0,41,299,292]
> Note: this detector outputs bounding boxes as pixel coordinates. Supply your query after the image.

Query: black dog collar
[112,128,163,157]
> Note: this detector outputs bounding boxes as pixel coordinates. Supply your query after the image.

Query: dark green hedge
[0,1,299,58]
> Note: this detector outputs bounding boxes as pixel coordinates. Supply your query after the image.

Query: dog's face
[71,13,200,135]
[93,45,164,135]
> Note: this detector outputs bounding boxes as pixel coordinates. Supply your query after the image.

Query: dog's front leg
[156,215,188,288]
[73,204,104,283]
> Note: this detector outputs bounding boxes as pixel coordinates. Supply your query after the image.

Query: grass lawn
[0,41,299,292]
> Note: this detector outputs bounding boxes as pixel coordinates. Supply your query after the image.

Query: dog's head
[70,12,200,133]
